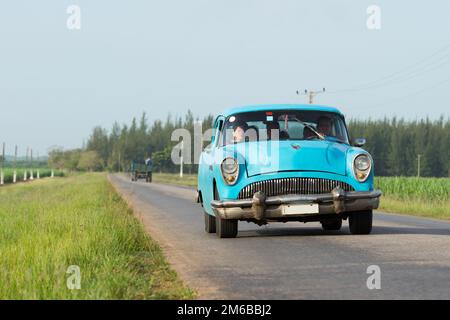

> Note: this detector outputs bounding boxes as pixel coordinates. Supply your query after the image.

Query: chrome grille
[238,178,354,199]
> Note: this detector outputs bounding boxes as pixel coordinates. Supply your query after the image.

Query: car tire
[321,218,342,231]
[216,216,238,238]
[349,210,373,235]
[213,184,238,238]
[204,212,216,233]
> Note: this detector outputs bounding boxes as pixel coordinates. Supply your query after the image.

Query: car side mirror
[353,138,366,147]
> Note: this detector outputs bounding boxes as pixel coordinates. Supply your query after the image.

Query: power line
[328,42,450,94]
[367,76,450,109]
[331,53,450,94]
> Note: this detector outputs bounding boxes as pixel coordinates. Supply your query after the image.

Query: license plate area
[282,203,319,215]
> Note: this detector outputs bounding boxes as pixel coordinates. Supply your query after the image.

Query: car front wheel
[349,210,373,235]
[214,184,238,238]
[216,216,238,238]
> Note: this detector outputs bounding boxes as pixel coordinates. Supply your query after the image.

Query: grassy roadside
[152,173,197,187]
[0,173,194,299]
[378,196,450,220]
[375,177,450,220]
[152,173,450,221]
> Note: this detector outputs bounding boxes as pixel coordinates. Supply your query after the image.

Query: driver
[317,116,332,136]
[303,126,315,139]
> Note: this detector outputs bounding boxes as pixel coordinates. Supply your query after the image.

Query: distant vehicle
[130,159,152,183]
[197,104,381,238]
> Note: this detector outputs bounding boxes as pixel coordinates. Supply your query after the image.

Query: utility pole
[297,88,326,104]
[13,145,17,183]
[37,151,40,179]
[30,148,34,180]
[417,154,422,177]
[180,140,184,178]
[0,142,5,185]
[24,147,29,181]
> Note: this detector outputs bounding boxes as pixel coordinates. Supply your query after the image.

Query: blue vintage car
[197,104,381,238]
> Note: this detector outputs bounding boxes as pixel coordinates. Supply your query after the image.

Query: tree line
[48,111,214,174]
[48,112,449,177]
[348,117,449,177]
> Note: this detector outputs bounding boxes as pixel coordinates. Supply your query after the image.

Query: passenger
[279,130,290,140]
[266,121,280,140]
[232,121,248,143]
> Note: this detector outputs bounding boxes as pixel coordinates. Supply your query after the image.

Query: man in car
[232,121,248,143]
[317,116,333,136]
[266,121,280,140]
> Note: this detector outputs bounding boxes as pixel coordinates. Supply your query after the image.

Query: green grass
[152,173,197,187]
[0,173,194,299]
[375,177,450,220]
[152,173,450,220]
[1,168,64,184]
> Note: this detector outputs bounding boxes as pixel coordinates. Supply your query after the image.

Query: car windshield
[220,110,349,146]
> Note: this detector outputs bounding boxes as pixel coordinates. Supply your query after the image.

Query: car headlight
[353,154,371,182]
[221,157,239,185]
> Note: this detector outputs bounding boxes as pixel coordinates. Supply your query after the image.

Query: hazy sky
[1,0,449,155]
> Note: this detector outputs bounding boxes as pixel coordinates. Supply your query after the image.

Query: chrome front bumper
[211,186,382,220]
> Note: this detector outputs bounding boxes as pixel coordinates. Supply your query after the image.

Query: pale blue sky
[1,0,449,156]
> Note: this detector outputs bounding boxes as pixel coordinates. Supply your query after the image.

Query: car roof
[219,104,343,118]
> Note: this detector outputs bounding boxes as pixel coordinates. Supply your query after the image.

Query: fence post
[51,170,54,178]
[13,170,16,183]
[37,170,40,179]
[24,170,27,181]
[30,169,34,180]
[0,170,3,185]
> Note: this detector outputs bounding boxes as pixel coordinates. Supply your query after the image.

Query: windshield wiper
[295,120,325,140]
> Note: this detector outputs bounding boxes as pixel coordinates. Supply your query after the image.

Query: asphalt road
[110,174,450,299]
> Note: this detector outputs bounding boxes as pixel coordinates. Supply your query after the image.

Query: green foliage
[152,147,175,173]
[375,176,450,219]
[86,127,109,166]
[47,149,105,172]
[348,117,449,177]
[375,176,449,201]
[77,151,103,171]
[48,148,82,171]
[84,110,215,173]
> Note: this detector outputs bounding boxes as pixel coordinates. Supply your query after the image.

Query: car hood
[221,140,349,177]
